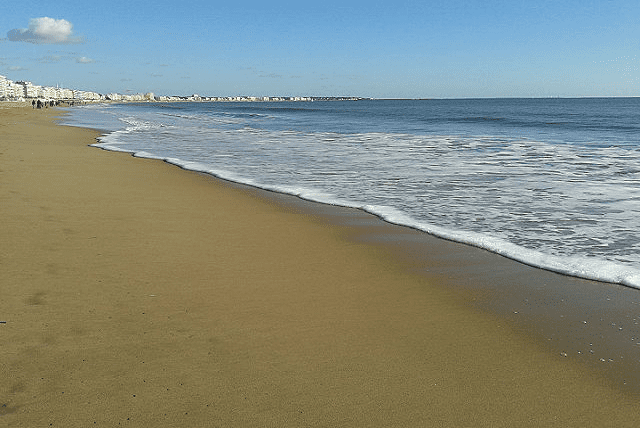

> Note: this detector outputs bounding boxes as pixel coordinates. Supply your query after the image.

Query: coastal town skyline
[1,1,639,98]
[0,73,366,102]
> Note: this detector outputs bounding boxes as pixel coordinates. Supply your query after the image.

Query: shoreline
[188,155,640,395]
[80,99,640,290]
[2,105,640,426]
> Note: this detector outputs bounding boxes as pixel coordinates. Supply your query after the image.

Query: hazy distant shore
[1,74,368,103]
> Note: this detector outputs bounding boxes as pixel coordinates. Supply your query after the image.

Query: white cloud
[7,17,84,44]
[76,56,95,64]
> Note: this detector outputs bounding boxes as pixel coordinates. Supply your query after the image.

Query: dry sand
[2,104,640,426]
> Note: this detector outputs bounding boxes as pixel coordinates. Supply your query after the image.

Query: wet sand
[2,104,640,426]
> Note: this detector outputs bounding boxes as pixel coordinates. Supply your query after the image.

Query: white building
[57,87,74,100]
[0,73,191,103]
[41,86,57,99]
[0,75,74,101]
[74,90,103,101]
[0,75,8,99]
[122,93,144,101]
[7,81,23,99]
[15,81,37,98]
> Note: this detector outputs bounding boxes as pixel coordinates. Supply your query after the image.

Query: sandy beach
[2,104,640,426]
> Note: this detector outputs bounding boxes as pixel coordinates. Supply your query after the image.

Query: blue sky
[1,0,638,98]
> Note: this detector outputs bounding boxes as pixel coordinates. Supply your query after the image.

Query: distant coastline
[0,73,369,104]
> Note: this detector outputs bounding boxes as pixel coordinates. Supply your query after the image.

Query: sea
[61,98,640,289]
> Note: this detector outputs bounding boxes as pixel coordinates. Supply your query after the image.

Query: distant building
[0,75,7,99]
[73,90,103,101]
[7,81,24,99]
[1,72,345,104]
[16,81,40,98]
[59,88,74,99]
[42,86,58,99]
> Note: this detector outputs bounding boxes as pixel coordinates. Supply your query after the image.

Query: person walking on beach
[32,100,35,109]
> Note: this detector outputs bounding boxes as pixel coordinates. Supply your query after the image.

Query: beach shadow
[0,403,19,416]
[26,291,46,306]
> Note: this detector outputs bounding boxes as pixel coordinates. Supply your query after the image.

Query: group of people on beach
[31,99,59,109]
